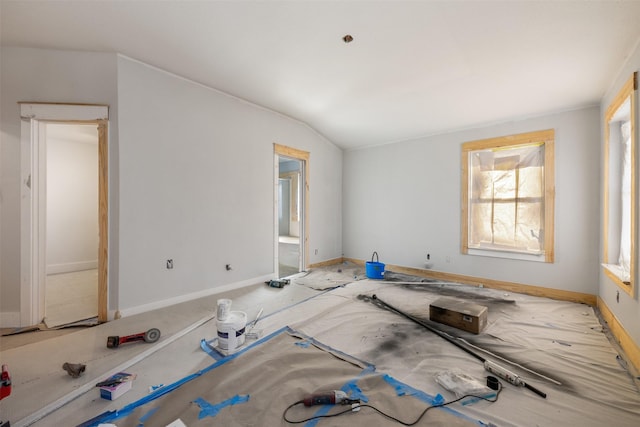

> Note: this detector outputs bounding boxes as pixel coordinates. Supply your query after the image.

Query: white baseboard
[117,274,274,319]
[0,311,22,328]
[47,260,98,275]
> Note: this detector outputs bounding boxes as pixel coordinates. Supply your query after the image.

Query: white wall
[46,125,99,274]
[0,47,118,324]
[115,56,342,312]
[1,47,342,323]
[343,106,601,294]
[599,41,640,347]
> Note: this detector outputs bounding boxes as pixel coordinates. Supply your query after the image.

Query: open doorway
[274,144,309,279]
[20,103,109,327]
[43,123,99,327]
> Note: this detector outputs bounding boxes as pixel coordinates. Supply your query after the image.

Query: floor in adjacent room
[1,263,639,427]
[45,269,98,329]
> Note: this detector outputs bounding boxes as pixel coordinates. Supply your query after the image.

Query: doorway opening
[43,123,99,327]
[274,144,309,279]
[20,103,109,327]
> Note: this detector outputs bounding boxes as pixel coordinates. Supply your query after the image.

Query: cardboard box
[99,372,133,400]
[429,297,488,334]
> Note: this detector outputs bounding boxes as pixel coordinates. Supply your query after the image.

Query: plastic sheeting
[101,329,481,427]
[76,269,640,426]
[469,143,545,254]
[255,277,640,426]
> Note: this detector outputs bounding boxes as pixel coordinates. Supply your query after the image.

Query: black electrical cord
[282,382,502,425]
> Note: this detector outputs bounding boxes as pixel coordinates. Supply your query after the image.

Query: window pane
[466,139,548,255]
[519,166,543,198]
[492,169,516,199]
[493,202,516,246]
[516,202,542,251]
[470,202,492,245]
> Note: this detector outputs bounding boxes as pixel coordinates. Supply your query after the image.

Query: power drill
[303,390,359,406]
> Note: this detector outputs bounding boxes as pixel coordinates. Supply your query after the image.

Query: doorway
[274,144,309,279]
[43,123,99,327]
[20,103,109,327]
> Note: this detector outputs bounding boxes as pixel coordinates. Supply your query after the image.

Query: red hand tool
[107,328,160,348]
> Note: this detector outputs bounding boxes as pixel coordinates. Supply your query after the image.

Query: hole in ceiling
[342,34,354,43]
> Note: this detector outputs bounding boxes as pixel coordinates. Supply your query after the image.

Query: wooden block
[429,297,488,334]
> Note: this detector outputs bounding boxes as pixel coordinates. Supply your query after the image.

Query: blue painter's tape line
[200,338,223,361]
[79,327,292,426]
[295,340,311,348]
[199,286,345,361]
[304,365,375,427]
[194,394,250,419]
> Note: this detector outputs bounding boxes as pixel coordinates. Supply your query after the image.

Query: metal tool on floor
[266,278,290,288]
[246,308,264,339]
[62,362,86,378]
[95,373,136,388]
[107,328,161,348]
[366,294,548,398]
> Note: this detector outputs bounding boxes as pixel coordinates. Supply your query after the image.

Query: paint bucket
[365,251,385,279]
[217,298,232,321]
[216,311,247,351]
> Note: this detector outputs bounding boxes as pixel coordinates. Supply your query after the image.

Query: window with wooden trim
[603,72,637,297]
[462,130,555,262]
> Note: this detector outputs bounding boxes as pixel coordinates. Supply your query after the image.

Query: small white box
[99,372,133,400]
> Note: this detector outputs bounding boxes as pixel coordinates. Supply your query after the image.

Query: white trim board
[47,261,98,275]
[116,274,274,319]
[20,103,108,121]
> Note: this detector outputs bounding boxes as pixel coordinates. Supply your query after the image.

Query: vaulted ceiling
[2,1,640,149]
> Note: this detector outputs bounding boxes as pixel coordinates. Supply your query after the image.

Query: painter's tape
[79,326,484,427]
[80,327,291,426]
[200,338,224,361]
[305,366,375,427]
[194,394,250,419]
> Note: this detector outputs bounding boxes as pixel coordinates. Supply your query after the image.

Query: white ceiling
[2,1,640,150]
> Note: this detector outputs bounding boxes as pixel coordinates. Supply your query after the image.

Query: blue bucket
[365,251,385,279]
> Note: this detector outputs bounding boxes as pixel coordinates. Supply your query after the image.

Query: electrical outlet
[425,253,433,269]
[166,259,173,269]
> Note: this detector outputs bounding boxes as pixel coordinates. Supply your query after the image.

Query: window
[603,72,637,296]
[462,130,555,262]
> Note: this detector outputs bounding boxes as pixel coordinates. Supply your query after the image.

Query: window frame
[461,129,555,263]
[603,72,637,297]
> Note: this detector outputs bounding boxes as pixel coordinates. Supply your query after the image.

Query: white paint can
[216,311,247,351]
